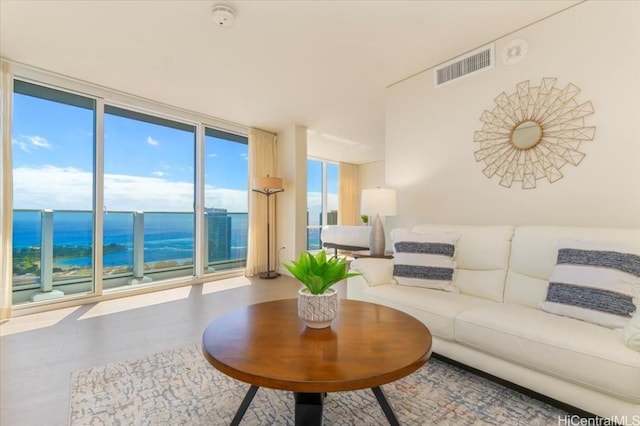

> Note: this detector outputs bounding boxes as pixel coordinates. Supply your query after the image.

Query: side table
[352,250,393,259]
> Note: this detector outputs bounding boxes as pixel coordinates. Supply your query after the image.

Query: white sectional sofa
[347,225,640,422]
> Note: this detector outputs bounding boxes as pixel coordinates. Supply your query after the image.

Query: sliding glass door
[203,128,248,272]
[12,81,96,303]
[102,106,196,288]
[306,159,338,250]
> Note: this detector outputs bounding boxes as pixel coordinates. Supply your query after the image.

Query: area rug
[69,344,570,425]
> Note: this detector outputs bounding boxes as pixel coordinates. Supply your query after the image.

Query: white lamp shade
[253,176,283,190]
[361,188,396,216]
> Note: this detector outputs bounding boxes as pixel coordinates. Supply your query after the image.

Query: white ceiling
[0,0,580,165]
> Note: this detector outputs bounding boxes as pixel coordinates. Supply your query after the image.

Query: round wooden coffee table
[202,298,432,425]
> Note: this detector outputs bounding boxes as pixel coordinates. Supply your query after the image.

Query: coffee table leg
[293,392,324,426]
[230,385,259,426]
[371,386,400,426]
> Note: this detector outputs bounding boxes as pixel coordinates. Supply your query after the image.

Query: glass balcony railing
[12,209,248,296]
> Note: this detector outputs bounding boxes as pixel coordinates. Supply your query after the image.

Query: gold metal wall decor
[473,78,595,189]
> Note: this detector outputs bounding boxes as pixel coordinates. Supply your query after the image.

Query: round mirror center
[511,120,542,149]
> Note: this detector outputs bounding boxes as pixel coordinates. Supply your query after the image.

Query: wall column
[276,125,308,273]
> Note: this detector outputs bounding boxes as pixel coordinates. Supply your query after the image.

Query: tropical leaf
[282,251,360,295]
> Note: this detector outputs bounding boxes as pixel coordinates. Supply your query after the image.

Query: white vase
[297,287,338,329]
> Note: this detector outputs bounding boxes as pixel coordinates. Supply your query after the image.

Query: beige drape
[0,61,13,320]
[338,162,358,225]
[246,128,278,276]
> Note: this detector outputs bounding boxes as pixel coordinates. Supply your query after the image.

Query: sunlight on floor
[1,279,253,335]
[202,276,250,295]
[78,286,193,320]
[0,305,82,336]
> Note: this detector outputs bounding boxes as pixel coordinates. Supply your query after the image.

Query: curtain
[338,162,358,226]
[246,128,278,276]
[0,61,13,320]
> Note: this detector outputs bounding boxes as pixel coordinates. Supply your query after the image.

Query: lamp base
[259,270,280,279]
[369,214,386,256]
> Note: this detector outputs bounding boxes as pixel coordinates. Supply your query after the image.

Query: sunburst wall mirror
[473,77,595,189]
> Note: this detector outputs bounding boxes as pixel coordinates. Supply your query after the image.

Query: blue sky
[12,92,249,212]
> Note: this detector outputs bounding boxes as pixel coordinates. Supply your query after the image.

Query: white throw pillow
[540,239,640,329]
[350,258,394,287]
[390,229,460,292]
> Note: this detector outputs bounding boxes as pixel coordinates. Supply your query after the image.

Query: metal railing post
[129,211,151,284]
[40,209,54,291]
[31,209,64,301]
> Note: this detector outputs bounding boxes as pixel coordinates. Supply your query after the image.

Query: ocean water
[13,210,248,268]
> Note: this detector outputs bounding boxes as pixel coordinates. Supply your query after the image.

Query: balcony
[12,209,248,304]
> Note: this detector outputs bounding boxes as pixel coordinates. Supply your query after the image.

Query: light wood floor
[0,274,331,426]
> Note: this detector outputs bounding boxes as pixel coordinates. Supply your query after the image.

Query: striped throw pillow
[391,229,460,292]
[540,239,640,329]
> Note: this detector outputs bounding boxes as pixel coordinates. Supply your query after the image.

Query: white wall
[386,1,640,230]
[276,125,308,273]
[358,160,385,190]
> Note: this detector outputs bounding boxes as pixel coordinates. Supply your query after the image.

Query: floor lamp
[252,176,284,279]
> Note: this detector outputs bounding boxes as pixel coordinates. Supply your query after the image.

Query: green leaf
[281,251,361,295]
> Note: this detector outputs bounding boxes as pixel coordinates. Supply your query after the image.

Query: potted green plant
[283,251,360,328]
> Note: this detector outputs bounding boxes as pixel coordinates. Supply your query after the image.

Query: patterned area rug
[69,344,569,425]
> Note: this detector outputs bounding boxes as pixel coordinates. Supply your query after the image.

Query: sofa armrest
[347,258,394,300]
[623,314,640,352]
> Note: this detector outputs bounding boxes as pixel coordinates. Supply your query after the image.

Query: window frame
[6,63,250,312]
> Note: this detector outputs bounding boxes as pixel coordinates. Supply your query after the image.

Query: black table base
[229,385,400,426]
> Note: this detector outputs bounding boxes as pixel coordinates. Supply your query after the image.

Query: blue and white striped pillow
[540,239,640,329]
[391,229,460,292]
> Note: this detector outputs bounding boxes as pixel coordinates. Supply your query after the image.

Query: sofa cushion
[411,225,514,302]
[361,284,494,341]
[540,239,640,329]
[391,229,459,292]
[455,304,640,402]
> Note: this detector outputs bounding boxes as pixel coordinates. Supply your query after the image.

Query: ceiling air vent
[435,44,494,87]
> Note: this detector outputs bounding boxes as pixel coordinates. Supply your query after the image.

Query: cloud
[13,165,92,210]
[147,136,159,146]
[12,134,52,153]
[13,165,248,213]
[152,171,165,177]
[12,137,30,153]
[208,153,218,158]
[29,135,52,149]
[204,186,248,212]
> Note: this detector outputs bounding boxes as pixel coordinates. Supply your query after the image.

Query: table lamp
[360,188,396,256]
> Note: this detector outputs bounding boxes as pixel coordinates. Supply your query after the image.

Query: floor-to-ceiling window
[306,158,338,250]
[103,105,196,288]
[12,80,96,303]
[9,72,249,308]
[203,128,248,272]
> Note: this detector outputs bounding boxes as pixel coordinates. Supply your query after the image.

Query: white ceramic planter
[297,287,338,329]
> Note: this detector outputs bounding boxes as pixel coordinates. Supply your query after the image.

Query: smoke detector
[212,4,235,28]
